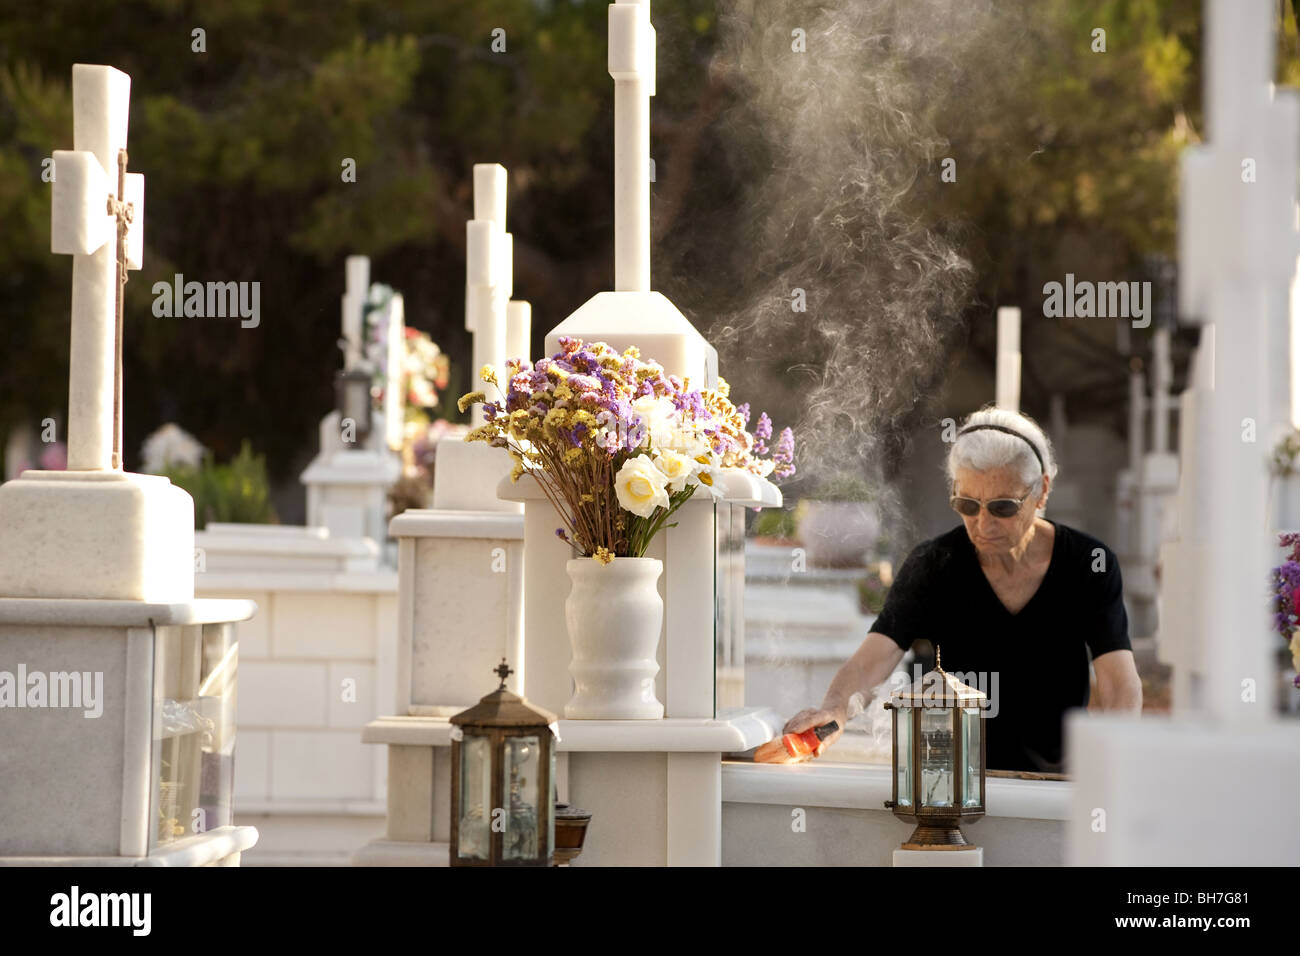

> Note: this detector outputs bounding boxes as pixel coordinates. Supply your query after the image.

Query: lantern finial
[494,658,514,689]
[935,644,943,674]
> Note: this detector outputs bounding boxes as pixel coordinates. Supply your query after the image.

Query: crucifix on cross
[51,63,144,472]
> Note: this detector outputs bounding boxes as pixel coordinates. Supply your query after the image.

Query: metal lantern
[335,367,374,445]
[882,647,986,849]
[450,660,557,867]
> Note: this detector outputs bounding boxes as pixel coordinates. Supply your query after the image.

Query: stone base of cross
[0,470,195,601]
[0,64,195,602]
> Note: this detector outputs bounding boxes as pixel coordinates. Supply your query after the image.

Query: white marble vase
[564,556,664,719]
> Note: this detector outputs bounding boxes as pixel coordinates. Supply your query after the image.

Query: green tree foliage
[1,0,1297,492]
[0,0,635,481]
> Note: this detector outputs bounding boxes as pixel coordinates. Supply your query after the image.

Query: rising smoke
[660,0,996,537]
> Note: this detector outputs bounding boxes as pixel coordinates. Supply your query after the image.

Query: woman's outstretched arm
[782,632,906,754]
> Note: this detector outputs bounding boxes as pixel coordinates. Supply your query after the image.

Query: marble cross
[1172,0,1298,722]
[341,255,369,370]
[51,64,144,471]
[995,306,1021,411]
[466,163,509,429]
[610,0,655,292]
[383,291,405,451]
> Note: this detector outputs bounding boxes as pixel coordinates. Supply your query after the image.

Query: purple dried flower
[772,426,796,479]
[753,412,773,454]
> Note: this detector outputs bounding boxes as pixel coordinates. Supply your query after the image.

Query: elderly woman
[784,406,1143,773]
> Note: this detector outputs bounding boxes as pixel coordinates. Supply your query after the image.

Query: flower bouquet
[1270,532,1300,692]
[457,336,794,563]
[458,336,794,718]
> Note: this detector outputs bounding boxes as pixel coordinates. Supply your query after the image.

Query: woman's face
[951,465,1045,556]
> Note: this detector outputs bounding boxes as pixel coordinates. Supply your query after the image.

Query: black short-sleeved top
[871,519,1130,774]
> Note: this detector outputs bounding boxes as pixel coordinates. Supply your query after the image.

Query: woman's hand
[782,702,847,757]
[771,633,901,763]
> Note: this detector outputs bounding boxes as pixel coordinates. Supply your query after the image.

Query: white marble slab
[389,509,523,540]
[0,597,255,627]
[0,826,258,867]
[362,706,782,753]
[722,760,1071,821]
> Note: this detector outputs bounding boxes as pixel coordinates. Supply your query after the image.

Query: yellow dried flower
[480,364,499,386]
[465,425,493,443]
[458,391,486,413]
[622,345,641,359]
[593,547,615,565]
[715,377,730,398]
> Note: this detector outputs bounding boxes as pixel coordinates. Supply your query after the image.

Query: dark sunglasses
[949,493,1029,519]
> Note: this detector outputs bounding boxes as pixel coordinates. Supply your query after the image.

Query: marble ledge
[195,571,397,593]
[722,761,1071,821]
[0,597,258,628]
[352,840,449,867]
[235,799,386,816]
[0,826,259,867]
[389,509,524,540]
[199,522,380,555]
[364,706,784,752]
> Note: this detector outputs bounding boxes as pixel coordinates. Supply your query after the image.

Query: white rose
[662,424,710,458]
[614,454,671,517]
[630,396,679,449]
[652,448,696,493]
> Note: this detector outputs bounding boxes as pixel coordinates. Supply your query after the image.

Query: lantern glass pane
[502,735,541,860]
[920,707,953,807]
[714,501,744,713]
[457,734,491,860]
[895,707,911,807]
[962,707,981,807]
[547,744,556,858]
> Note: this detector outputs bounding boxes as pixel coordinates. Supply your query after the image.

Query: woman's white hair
[945,404,1058,515]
